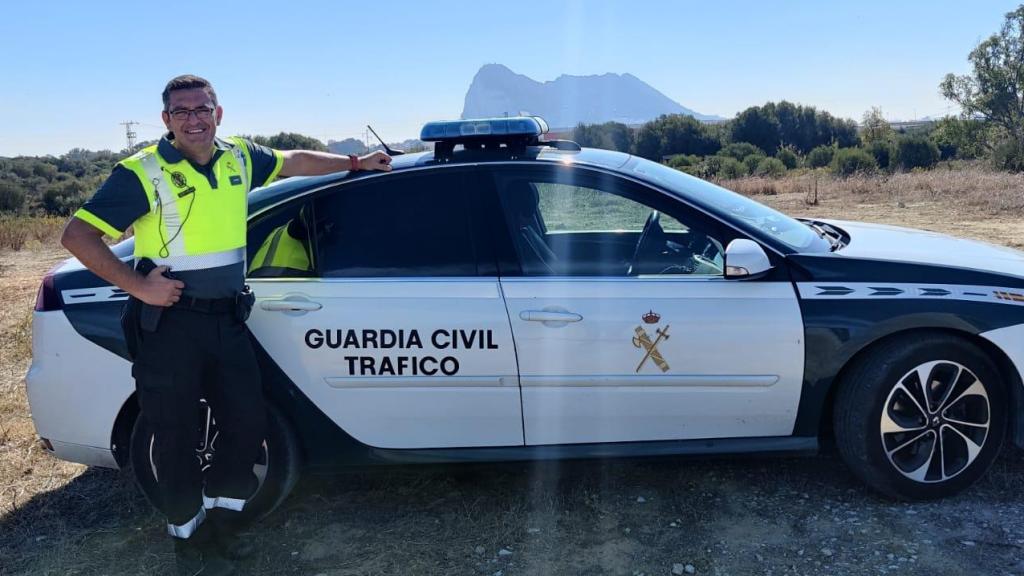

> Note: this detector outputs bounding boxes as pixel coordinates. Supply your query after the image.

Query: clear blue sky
[1,0,1019,156]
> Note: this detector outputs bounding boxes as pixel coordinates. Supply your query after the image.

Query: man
[61,74,391,575]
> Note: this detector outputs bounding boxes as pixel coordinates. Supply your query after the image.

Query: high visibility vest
[250,223,312,275]
[120,137,253,271]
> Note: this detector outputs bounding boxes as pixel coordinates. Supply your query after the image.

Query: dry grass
[718,163,1024,214]
[0,216,66,252]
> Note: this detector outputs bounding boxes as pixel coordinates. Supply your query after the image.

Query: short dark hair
[162,75,218,111]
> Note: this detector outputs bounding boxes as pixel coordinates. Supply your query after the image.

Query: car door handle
[519,310,583,323]
[260,299,323,312]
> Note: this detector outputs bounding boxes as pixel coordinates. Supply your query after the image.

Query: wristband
[348,154,360,171]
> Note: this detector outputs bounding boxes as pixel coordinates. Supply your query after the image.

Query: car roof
[248,146,634,213]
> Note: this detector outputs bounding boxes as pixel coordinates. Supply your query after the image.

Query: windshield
[628,158,831,253]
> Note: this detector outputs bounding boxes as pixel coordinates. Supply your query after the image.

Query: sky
[1,0,1020,157]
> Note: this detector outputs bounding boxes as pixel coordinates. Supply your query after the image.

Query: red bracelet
[348,154,360,171]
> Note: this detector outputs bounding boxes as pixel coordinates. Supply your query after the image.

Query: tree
[860,107,894,145]
[941,6,1024,145]
[731,107,781,154]
[929,116,990,159]
[572,121,632,152]
[631,115,720,160]
[253,132,328,151]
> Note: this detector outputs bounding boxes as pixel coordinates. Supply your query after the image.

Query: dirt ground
[3,180,1024,576]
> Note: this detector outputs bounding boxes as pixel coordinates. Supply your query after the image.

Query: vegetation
[940,5,1024,170]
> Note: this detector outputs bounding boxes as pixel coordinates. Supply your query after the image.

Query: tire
[834,333,1006,500]
[129,400,300,523]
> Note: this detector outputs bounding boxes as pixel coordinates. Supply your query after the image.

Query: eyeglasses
[167,106,215,121]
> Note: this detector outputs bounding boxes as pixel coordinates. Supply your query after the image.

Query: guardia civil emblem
[170,171,188,189]
[632,310,670,373]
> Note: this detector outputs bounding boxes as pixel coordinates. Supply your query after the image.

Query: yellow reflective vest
[119,137,254,271]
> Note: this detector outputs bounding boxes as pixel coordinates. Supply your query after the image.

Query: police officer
[61,74,391,575]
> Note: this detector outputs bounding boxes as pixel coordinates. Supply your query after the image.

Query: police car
[28,117,1024,516]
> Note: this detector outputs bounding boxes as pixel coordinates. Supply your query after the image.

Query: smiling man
[60,74,391,575]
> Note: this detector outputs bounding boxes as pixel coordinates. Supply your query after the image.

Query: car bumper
[26,310,133,469]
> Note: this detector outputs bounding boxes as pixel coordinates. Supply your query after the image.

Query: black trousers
[132,306,266,530]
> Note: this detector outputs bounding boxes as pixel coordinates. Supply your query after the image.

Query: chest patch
[230,175,243,186]
[170,171,189,189]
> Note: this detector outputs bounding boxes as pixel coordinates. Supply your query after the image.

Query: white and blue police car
[27,116,1024,516]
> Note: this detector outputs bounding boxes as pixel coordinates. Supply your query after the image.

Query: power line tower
[120,121,139,153]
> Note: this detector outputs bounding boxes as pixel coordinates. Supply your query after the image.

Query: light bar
[420,116,550,142]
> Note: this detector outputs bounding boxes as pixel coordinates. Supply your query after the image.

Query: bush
[742,154,766,175]
[0,180,25,213]
[992,140,1024,172]
[754,157,787,178]
[775,147,799,169]
[719,142,763,161]
[864,140,893,170]
[892,137,940,170]
[830,148,877,176]
[718,157,746,179]
[665,154,699,169]
[806,145,835,168]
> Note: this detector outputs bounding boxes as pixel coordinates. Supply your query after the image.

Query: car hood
[824,219,1024,278]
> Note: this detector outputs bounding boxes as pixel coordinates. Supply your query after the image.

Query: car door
[245,168,522,449]
[488,164,804,445]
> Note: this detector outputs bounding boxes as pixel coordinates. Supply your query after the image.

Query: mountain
[461,64,720,129]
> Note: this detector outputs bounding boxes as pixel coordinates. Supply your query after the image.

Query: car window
[314,171,478,277]
[247,201,315,278]
[495,168,724,277]
[629,158,830,252]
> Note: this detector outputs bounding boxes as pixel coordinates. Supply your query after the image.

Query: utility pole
[120,121,139,153]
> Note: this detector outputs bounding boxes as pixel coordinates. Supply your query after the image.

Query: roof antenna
[366,125,404,156]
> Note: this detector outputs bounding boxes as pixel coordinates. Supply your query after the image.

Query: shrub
[892,137,940,170]
[0,180,25,213]
[992,140,1024,172]
[864,140,893,170]
[775,147,799,169]
[830,148,877,176]
[665,154,699,169]
[719,142,764,161]
[718,157,746,179]
[743,154,766,175]
[754,157,787,178]
[806,145,835,168]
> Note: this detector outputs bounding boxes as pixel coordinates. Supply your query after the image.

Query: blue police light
[420,116,549,142]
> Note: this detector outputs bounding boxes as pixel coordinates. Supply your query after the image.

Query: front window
[630,158,830,252]
[495,168,724,277]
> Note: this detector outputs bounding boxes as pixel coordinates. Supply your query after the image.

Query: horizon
[2,0,1020,157]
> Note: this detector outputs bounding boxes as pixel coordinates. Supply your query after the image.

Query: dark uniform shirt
[78,134,283,298]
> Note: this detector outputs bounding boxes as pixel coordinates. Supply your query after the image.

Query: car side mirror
[724,239,772,279]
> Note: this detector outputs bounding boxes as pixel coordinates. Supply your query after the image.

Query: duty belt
[173,295,236,314]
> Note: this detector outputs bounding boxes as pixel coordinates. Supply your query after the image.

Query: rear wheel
[129,400,300,523]
[834,333,1006,500]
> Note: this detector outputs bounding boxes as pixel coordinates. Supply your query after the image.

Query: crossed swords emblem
[632,324,670,373]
